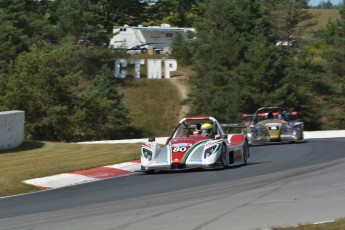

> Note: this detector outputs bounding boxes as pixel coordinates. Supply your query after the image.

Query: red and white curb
[23,160,141,190]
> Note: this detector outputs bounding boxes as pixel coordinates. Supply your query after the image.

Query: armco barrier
[0,111,25,150]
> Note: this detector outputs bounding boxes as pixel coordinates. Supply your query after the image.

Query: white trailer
[109,24,195,54]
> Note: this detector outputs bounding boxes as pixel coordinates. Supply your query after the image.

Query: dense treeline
[0,0,135,141]
[185,0,345,130]
[0,0,344,142]
[0,0,200,141]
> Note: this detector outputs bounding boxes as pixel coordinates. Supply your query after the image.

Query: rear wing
[242,111,299,119]
[242,114,255,118]
[184,123,246,135]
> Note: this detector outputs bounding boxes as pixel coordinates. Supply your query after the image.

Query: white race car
[140,116,249,173]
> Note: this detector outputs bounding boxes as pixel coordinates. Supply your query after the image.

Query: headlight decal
[256,125,268,135]
[141,147,153,161]
[281,123,289,134]
[204,143,221,159]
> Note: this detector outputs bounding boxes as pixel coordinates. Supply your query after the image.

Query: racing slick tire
[220,144,228,168]
[243,140,250,165]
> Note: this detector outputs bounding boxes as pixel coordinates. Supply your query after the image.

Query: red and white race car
[140,116,249,173]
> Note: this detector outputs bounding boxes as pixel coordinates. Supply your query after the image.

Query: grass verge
[272,218,345,229]
[0,141,141,197]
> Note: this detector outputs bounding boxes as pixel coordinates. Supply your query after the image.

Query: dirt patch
[169,66,194,119]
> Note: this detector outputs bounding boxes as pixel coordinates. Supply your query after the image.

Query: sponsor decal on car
[172,143,192,152]
[143,143,154,149]
[172,143,192,148]
[205,140,222,148]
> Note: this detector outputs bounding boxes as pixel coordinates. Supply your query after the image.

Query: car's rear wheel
[243,140,249,165]
[221,144,228,168]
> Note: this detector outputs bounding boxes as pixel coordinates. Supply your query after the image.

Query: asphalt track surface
[1,138,345,230]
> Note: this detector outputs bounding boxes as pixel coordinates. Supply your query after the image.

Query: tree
[264,0,317,49]
[88,0,148,33]
[320,3,345,128]
[188,0,270,122]
[171,32,193,65]
[48,0,107,45]
[147,0,202,27]
[0,0,51,73]
[0,0,134,141]
[235,41,290,110]
[187,0,325,129]
[0,43,129,141]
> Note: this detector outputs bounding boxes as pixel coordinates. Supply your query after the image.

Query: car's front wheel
[144,169,155,174]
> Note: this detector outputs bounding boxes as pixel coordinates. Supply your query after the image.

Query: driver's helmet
[200,123,214,137]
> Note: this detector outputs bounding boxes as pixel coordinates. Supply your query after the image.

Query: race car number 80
[173,147,187,152]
